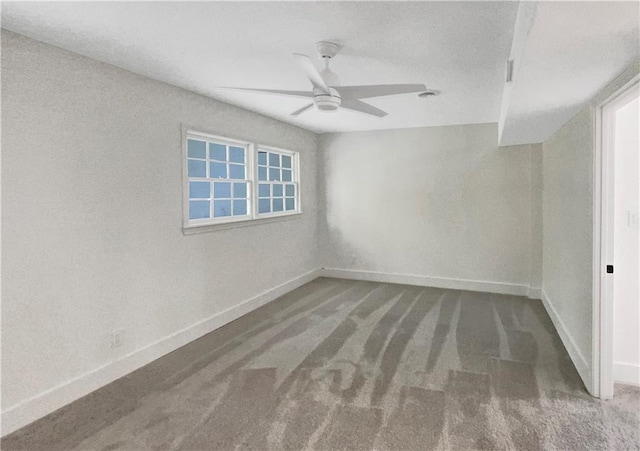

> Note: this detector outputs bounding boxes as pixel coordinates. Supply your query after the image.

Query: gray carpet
[3,278,639,450]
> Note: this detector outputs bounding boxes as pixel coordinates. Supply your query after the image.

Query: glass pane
[273,184,283,197]
[282,155,292,168]
[213,200,231,217]
[210,143,226,161]
[189,181,210,199]
[285,197,295,211]
[282,170,292,182]
[269,152,280,167]
[258,199,271,214]
[233,199,247,216]
[210,162,227,179]
[188,139,206,159]
[258,151,267,165]
[285,184,295,196]
[273,198,284,212]
[258,166,267,181]
[234,182,247,198]
[188,159,206,177]
[229,164,245,179]
[229,146,244,163]
[189,200,210,219]
[269,168,280,181]
[214,182,231,198]
[258,184,270,198]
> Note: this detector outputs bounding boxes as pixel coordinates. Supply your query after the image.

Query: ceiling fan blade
[341,99,388,118]
[293,53,330,94]
[219,87,314,99]
[335,84,427,100]
[290,103,314,116]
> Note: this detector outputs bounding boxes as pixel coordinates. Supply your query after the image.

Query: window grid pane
[210,162,227,179]
[214,182,231,199]
[233,199,247,216]
[258,166,267,181]
[258,198,271,214]
[269,167,280,181]
[189,200,210,220]
[188,159,207,178]
[210,143,226,161]
[189,181,211,199]
[188,139,207,159]
[282,155,292,169]
[229,164,245,179]
[213,200,231,217]
[234,182,247,198]
[229,146,245,163]
[258,183,270,198]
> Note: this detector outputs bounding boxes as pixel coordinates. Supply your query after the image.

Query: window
[256,148,298,216]
[185,136,250,223]
[184,131,300,228]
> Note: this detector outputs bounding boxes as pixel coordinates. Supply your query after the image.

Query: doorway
[595,75,640,399]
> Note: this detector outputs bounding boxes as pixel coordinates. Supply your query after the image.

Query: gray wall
[1,30,319,421]
[320,124,543,291]
[542,62,640,392]
[542,106,595,385]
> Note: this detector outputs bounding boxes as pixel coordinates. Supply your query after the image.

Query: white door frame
[593,75,640,399]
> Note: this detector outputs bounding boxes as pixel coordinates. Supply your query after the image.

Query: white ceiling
[1,1,518,133]
[2,1,638,141]
[499,1,640,146]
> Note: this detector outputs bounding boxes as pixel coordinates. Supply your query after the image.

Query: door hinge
[606,265,614,274]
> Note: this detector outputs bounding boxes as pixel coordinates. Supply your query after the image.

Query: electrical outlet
[111,330,124,349]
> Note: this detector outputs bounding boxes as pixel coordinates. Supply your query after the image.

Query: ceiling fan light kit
[223,40,435,118]
[314,89,341,112]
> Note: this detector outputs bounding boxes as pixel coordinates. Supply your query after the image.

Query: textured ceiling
[2,1,638,142]
[1,1,518,133]
[499,1,640,146]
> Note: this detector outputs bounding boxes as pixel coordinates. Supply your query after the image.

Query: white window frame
[254,145,301,220]
[182,129,301,231]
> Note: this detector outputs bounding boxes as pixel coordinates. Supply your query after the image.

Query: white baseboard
[1,268,322,437]
[614,362,640,387]
[540,289,591,392]
[321,268,535,297]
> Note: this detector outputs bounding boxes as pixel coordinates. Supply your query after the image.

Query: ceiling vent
[506,59,515,83]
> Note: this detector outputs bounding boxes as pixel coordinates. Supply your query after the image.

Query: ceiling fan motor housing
[315,41,340,59]
[314,87,341,112]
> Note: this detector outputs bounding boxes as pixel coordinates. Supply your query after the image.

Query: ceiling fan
[223,41,431,118]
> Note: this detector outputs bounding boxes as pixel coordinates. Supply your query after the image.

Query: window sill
[182,212,302,235]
